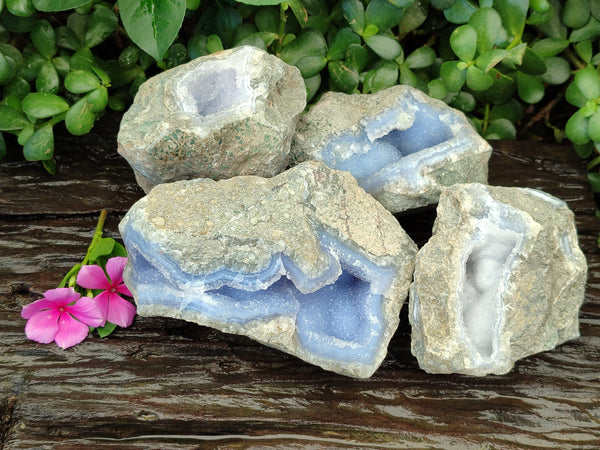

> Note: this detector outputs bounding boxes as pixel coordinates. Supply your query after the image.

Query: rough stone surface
[409,183,587,376]
[118,46,306,192]
[291,85,492,213]
[119,161,417,378]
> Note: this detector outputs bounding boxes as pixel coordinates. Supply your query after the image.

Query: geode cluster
[117,47,587,378]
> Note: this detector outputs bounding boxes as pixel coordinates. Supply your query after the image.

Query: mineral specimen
[117,46,306,192]
[291,85,492,213]
[409,183,587,376]
[119,161,417,378]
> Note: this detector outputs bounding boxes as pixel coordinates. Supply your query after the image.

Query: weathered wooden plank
[1,116,599,448]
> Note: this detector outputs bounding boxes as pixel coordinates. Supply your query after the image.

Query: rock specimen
[118,46,306,192]
[409,183,587,376]
[291,85,492,213]
[119,161,417,378]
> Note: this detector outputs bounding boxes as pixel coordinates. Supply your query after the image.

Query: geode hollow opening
[409,183,587,376]
[291,85,492,213]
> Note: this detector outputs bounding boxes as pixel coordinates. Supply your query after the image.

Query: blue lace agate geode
[119,161,417,378]
[291,85,492,213]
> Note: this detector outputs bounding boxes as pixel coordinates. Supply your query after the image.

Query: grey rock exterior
[291,85,492,213]
[119,161,417,378]
[409,183,587,376]
[118,46,306,193]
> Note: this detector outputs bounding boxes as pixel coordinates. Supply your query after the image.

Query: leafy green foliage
[0,0,598,193]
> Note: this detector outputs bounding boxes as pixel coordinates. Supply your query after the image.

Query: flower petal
[77,264,110,290]
[67,296,105,328]
[106,257,128,286]
[22,298,58,319]
[106,294,136,328]
[54,312,91,349]
[93,291,110,325]
[43,287,81,305]
[24,309,60,344]
[116,282,132,298]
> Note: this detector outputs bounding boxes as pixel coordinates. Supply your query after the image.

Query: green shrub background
[1,0,600,196]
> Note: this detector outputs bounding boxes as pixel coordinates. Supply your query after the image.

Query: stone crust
[117,46,306,193]
[291,85,492,213]
[409,183,588,376]
[119,161,418,378]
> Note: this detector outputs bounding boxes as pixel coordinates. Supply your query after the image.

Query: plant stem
[57,209,108,288]
[482,103,490,135]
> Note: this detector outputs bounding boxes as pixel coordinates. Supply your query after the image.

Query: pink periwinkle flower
[21,287,105,349]
[76,256,136,328]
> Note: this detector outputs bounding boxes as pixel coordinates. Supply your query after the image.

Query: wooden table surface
[1,114,599,449]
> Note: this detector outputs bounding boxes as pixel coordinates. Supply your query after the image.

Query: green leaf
[404,46,436,69]
[295,56,328,78]
[570,16,600,42]
[444,0,477,24]
[65,69,100,94]
[35,60,59,94]
[518,47,547,75]
[4,77,30,99]
[119,45,140,69]
[280,28,327,67]
[86,86,108,113]
[345,43,368,71]
[493,0,528,36]
[468,7,502,54]
[6,0,35,17]
[450,91,476,112]
[327,28,357,61]
[70,46,95,72]
[255,7,279,33]
[365,0,405,33]
[65,97,95,136]
[0,51,15,85]
[23,123,54,161]
[89,237,116,262]
[397,0,427,35]
[216,7,242,47]
[566,81,588,107]
[364,34,402,60]
[588,173,600,195]
[33,0,91,11]
[206,34,223,53]
[31,20,57,59]
[490,98,523,123]
[541,57,570,85]
[0,104,29,130]
[587,109,600,141]
[18,123,34,145]
[516,71,544,103]
[565,109,590,145]
[22,92,69,118]
[428,78,448,99]
[363,61,398,93]
[304,74,321,102]
[440,60,466,92]
[466,64,493,90]
[485,118,517,139]
[576,40,593,64]
[475,49,508,72]
[450,24,477,61]
[562,0,590,29]
[342,0,365,35]
[531,37,569,57]
[56,25,82,51]
[328,60,359,92]
[118,0,186,62]
[85,4,118,48]
[96,321,118,338]
[110,241,128,258]
[575,66,600,100]
[362,24,379,37]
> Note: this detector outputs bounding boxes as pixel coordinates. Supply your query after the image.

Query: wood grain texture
[1,115,599,448]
